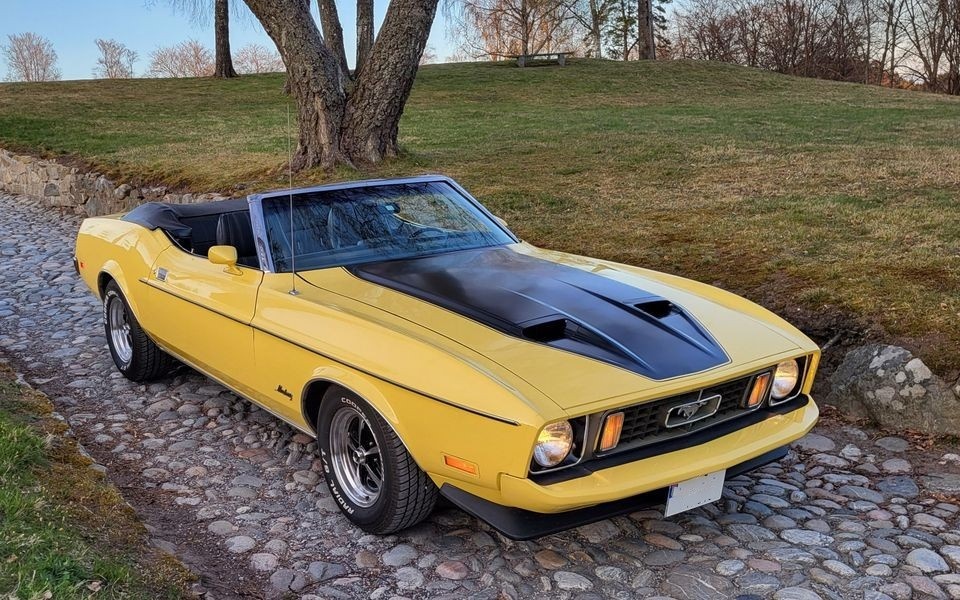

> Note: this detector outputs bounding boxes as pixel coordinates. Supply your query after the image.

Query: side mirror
[494,215,509,228]
[208,245,242,275]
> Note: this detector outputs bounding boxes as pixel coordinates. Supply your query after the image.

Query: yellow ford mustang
[74,175,819,539]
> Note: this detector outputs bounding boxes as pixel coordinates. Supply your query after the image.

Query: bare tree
[93,39,138,79]
[877,0,907,86]
[2,33,61,82]
[148,40,215,77]
[234,43,285,73]
[566,0,615,56]
[161,0,238,77]
[446,0,581,58]
[242,0,437,169]
[902,0,951,90]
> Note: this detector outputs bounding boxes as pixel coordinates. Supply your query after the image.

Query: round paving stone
[553,571,593,591]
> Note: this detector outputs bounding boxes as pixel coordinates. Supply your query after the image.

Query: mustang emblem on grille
[664,393,722,428]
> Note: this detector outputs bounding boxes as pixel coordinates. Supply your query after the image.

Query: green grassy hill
[1,59,958,373]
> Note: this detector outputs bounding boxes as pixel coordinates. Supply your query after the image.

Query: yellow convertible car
[74,176,819,539]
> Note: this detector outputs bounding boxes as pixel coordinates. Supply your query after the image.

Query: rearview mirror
[208,245,242,275]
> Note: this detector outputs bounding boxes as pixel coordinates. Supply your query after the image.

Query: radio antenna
[286,101,299,296]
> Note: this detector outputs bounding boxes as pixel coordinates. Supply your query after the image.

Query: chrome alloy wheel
[107,295,133,366]
[330,406,383,507]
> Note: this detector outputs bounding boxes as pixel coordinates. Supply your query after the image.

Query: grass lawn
[0,59,958,373]
[0,364,191,598]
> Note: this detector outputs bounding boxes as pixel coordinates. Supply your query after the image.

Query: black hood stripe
[350,247,729,380]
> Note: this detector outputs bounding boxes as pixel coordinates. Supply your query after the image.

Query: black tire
[103,280,172,382]
[317,386,437,534]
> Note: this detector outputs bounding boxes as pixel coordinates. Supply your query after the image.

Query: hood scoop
[350,248,730,380]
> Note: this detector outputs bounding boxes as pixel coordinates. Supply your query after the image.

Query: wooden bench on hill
[507,52,571,68]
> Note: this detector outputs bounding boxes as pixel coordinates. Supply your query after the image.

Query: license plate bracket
[664,470,726,517]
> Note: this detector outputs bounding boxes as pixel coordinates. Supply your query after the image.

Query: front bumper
[441,445,788,540]
[438,395,818,537]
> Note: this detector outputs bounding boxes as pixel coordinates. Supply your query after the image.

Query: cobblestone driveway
[1,193,959,600]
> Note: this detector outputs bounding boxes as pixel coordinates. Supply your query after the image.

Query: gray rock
[308,560,347,582]
[661,565,734,599]
[250,553,278,572]
[774,587,823,600]
[792,434,836,453]
[906,548,950,573]
[382,544,418,567]
[822,559,856,577]
[838,485,884,504]
[827,345,960,434]
[876,436,910,453]
[269,569,307,592]
[716,559,745,576]
[225,535,256,553]
[738,572,781,594]
[781,529,834,546]
[877,475,920,498]
[881,458,912,473]
[553,571,593,591]
[923,473,960,494]
[941,545,960,569]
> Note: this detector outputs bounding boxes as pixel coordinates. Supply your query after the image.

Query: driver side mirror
[209,245,242,275]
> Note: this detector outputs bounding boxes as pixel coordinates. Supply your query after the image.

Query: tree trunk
[341,0,438,162]
[214,0,238,77]
[245,0,347,169]
[357,0,375,73]
[637,0,655,59]
[244,0,437,169]
[317,0,351,80]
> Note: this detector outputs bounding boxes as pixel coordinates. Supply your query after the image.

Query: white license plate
[664,470,726,517]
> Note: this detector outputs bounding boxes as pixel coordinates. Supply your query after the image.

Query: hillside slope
[1,60,958,373]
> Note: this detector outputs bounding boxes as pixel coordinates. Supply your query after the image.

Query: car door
[141,246,263,398]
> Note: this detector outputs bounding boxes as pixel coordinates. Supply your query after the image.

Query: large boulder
[827,345,960,434]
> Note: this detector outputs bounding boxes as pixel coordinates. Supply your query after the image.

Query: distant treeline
[669,0,960,95]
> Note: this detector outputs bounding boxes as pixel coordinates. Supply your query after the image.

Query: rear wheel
[317,387,437,534]
[103,280,172,382]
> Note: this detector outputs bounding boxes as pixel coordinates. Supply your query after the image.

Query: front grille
[603,374,759,454]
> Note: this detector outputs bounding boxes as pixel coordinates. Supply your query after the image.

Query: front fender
[303,367,538,491]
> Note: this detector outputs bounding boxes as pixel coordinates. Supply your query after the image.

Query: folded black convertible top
[122,199,249,238]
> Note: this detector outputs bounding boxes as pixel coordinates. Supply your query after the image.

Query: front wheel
[317,387,437,534]
[103,280,172,382]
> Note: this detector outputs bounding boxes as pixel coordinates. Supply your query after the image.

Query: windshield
[260,181,514,272]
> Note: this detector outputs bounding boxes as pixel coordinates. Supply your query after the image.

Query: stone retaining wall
[0,148,229,216]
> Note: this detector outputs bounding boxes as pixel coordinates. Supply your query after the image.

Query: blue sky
[0,1,455,80]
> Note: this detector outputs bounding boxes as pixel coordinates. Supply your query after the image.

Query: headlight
[772,359,800,399]
[533,421,573,468]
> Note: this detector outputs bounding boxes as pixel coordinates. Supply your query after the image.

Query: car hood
[299,244,810,413]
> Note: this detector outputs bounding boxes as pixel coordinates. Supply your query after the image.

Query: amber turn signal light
[746,372,772,408]
[443,454,478,476]
[599,411,625,451]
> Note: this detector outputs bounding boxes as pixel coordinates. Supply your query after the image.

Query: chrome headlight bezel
[532,420,574,468]
[770,358,803,404]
